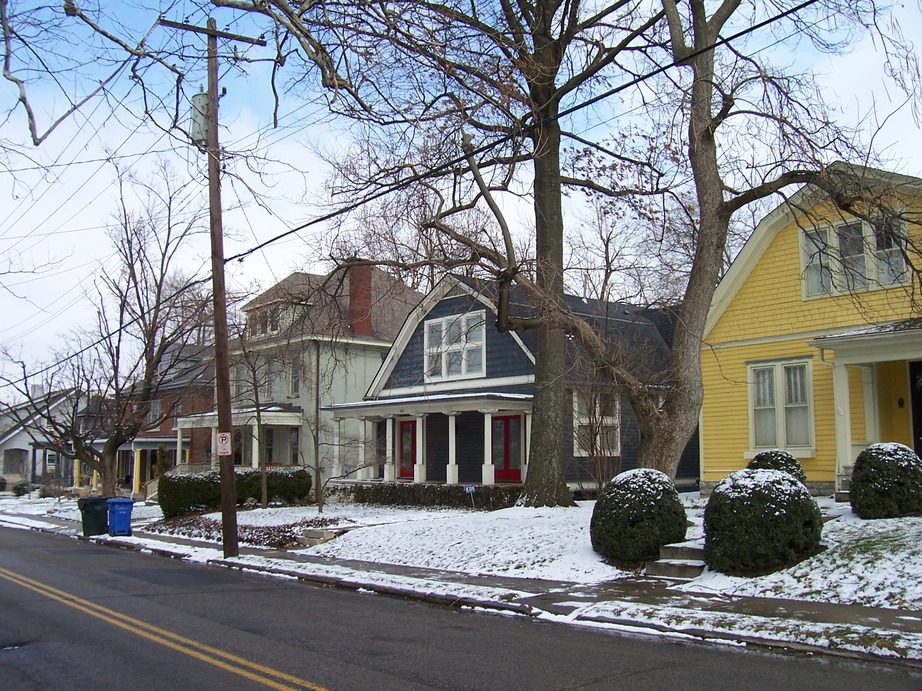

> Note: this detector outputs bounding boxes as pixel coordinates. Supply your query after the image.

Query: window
[424,311,485,381]
[289,361,300,397]
[172,401,182,429]
[232,364,248,399]
[289,427,299,465]
[146,399,162,427]
[802,219,907,296]
[264,428,274,463]
[248,306,281,338]
[748,360,812,451]
[573,390,620,457]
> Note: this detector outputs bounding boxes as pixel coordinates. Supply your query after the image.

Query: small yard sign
[464,484,476,494]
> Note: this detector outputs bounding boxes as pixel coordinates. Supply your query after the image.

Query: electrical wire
[0,0,829,390]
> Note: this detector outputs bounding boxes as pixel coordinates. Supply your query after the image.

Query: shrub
[704,468,822,575]
[348,482,520,509]
[12,480,31,497]
[0,477,6,492]
[850,442,922,519]
[747,449,806,485]
[590,468,687,562]
[158,467,312,518]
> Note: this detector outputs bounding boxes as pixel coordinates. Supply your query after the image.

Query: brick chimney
[348,263,373,337]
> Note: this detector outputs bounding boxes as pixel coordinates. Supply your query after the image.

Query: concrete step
[296,528,347,547]
[645,559,706,580]
[834,490,850,503]
[659,542,705,561]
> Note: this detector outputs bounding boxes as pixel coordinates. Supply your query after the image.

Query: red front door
[492,415,522,482]
[399,420,416,479]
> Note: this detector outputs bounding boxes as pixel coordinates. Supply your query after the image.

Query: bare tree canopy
[2,1,921,505]
[0,163,212,496]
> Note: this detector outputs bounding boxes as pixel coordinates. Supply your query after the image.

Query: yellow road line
[0,566,330,691]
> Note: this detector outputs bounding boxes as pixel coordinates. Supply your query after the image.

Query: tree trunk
[519,74,575,507]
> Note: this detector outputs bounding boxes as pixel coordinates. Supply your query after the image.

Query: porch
[329,393,533,486]
[811,319,922,493]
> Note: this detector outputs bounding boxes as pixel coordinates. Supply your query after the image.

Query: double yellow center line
[0,565,329,690]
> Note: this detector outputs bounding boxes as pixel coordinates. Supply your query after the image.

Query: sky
[1,1,921,392]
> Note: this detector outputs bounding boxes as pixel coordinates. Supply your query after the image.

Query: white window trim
[288,361,301,398]
[746,358,816,457]
[424,310,487,383]
[572,390,621,458]
[800,217,908,299]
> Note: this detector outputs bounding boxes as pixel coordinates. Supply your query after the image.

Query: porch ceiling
[810,318,922,365]
[327,392,533,419]
[176,405,303,429]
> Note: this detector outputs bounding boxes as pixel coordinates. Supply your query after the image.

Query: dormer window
[424,311,485,381]
[802,218,907,297]
[248,306,282,338]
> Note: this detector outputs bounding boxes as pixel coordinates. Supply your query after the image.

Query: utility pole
[159,17,266,559]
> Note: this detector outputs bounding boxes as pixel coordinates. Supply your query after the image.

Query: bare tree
[210,0,920,492]
[0,164,211,496]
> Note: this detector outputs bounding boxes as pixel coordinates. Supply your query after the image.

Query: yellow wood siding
[702,194,921,485]
[708,201,921,346]
[701,340,844,483]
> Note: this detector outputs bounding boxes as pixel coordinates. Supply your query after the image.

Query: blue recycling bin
[106,498,134,536]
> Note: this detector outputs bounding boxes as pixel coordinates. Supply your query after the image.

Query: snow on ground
[2,491,922,610]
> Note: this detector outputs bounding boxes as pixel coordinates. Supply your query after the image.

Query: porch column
[523,412,532,482]
[176,427,183,466]
[413,415,426,483]
[251,426,260,469]
[832,361,852,490]
[446,412,459,485]
[482,411,495,485]
[332,420,342,478]
[210,427,219,470]
[132,448,142,496]
[384,417,395,481]
[356,418,368,481]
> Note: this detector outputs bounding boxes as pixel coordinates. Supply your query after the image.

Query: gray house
[330,275,699,490]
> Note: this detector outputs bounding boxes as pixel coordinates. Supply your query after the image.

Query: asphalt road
[0,526,919,690]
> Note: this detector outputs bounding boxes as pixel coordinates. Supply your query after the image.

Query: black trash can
[77,496,108,537]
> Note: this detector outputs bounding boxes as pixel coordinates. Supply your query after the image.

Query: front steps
[645,541,706,580]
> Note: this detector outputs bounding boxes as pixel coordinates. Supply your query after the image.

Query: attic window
[424,311,485,382]
[248,306,282,338]
[802,219,907,297]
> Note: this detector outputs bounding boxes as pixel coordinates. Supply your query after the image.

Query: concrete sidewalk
[5,510,922,668]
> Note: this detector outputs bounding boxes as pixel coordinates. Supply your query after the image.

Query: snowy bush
[746,449,806,485]
[12,480,31,497]
[850,442,922,519]
[158,467,312,518]
[704,468,822,575]
[590,468,687,562]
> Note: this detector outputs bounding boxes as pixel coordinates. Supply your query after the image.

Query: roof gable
[704,164,922,340]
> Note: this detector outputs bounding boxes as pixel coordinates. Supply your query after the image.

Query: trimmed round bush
[590,468,687,562]
[850,442,922,519]
[704,468,822,575]
[12,480,31,497]
[747,449,806,485]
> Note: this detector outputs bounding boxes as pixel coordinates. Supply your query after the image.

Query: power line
[0,0,828,389]
[227,0,822,264]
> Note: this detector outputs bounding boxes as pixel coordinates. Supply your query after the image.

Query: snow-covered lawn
[2,491,921,610]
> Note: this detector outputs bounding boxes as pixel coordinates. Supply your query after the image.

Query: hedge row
[347,482,521,509]
[158,467,312,518]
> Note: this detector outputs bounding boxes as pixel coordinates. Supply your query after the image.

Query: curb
[208,557,538,617]
[11,517,922,670]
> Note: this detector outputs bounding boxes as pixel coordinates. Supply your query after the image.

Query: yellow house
[700,166,922,495]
